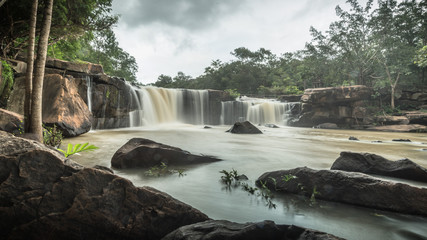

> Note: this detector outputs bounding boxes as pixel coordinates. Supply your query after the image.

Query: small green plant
[310,186,321,205]
[241,182,258,194]
[219,169,240,186]
[282,174,297,182]
[43,124,63,147]
[144,162,186,177]
[224,89,240,99]
[58,143,98,157]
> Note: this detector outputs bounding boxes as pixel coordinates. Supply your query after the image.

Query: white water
[85,76,92,113]
[128,87,293,127]
[221,96,292,125]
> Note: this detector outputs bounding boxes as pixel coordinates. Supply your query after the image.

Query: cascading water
[85,76,92,112]
[128,87,210,126]
[220,96,293,125]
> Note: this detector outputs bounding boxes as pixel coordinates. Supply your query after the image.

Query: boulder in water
[316,123,338,129]
[265,123,280,128]
[111,138,221,169]
[227,121,263,134]
[0,131,209,239]
[162,220,344,240]
[331,152,427,182]
[256,166,427,216]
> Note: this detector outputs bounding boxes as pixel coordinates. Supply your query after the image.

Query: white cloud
[112,0,349,84]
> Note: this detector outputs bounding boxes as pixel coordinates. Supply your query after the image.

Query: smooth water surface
[64,125,427,240]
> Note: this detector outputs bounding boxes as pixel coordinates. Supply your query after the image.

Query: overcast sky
[112,0,350,85]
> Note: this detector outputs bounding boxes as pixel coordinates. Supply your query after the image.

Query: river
[63,124,427,240]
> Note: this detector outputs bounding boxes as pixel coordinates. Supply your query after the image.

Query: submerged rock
[162,220,344,240]
[226,121,263,134]
[111,138,221,169]
[331,152,427,183]
[0,131,209,239]
[348,136,359,141]
[256,167,427,216]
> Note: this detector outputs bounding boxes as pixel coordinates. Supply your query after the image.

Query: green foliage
[0,60,14,107]
[58,143,98,157]
[224,89,240,98]
[43,125,63,148]
[219,169,276,209]
[414,44,427,68]
[144,162,186,177]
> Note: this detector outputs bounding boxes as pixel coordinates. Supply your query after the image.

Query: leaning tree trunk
[24,0,38,132]
[30,0,53,142]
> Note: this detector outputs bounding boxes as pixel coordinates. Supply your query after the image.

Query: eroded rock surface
[111,138,221,169]
[331,152,427,182]
[257,167,427,216]
[162,220,344,240]
[226,121,263,134]
[0,132,209,240]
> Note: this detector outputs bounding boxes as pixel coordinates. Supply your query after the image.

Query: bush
[0,60,14,108]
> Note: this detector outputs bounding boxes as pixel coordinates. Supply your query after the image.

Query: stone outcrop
[256,167,427,216]
[289,85,372,128]
[0,108,23,135]
[0,131,209,240]
[226,121,263,134]
[162,220,344,240]
[111,138,221,169]
[366,124,427,132]
[331,152,427,182]
[8,74,92,137]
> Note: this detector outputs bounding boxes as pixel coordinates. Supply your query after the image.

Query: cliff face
[6,58,233,136]
[288,85,373,128]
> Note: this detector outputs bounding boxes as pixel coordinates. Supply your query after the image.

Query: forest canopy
[153,0,427,101]
[0,0,138,83]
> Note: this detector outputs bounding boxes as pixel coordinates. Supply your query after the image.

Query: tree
[371,0,417,109]
[24,0,38,132]
[30,0,54,142]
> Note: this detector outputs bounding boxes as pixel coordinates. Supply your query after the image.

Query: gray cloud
[113,0,246,30]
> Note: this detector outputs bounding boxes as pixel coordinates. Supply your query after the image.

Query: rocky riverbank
[285,85,427,132]
[0,131,345,240]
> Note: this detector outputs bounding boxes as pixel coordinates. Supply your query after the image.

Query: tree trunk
[24,0,38,132]
[390,85,395,109]
[30,0,53,142]
[0,0,7,8]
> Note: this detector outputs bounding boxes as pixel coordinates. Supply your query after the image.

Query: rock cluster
[0,131,209,239]
[257,152,427,217]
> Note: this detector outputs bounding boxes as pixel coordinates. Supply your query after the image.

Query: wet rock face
[257,166,427,216]
[0,131,209,240]
[226,121,263,134]
[111,138,221,169]
[162,220,344,240]
[289,85,373,128]
[331,152,427,183]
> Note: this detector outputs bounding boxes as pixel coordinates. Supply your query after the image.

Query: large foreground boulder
[226,121,263,134]
[331,152,427,182]
[256,167,427,216]
[0,131,209,240]
[162,220,343,240]
[111,138,221,169]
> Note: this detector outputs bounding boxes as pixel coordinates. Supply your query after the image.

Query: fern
[58,143,98,157]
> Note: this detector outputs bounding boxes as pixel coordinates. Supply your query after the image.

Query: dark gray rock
[227,121,263,134]
[392,139,412,142]
[331,152,427,183]
[162,220,344,240]
[0,131,209,240]
[111,138,221,169]
[265,123,280,128]
[256,167,427,216]
[348,136,359,141]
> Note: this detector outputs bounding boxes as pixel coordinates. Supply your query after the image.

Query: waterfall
[220,96,293,125]
[85,76,92,112]
[128,87,210,126]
